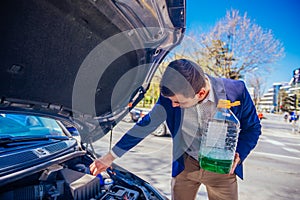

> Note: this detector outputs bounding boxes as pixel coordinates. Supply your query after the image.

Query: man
[90,59,261,200]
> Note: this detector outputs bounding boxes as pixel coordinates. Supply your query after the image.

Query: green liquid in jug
[199,155,233,174]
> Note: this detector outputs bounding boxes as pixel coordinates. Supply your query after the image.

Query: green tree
[280,90,295,112]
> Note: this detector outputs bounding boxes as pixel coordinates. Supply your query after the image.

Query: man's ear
[197,88,206,98]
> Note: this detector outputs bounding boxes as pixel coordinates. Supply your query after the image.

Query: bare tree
[194,9,285,79]
[247,73,265,107]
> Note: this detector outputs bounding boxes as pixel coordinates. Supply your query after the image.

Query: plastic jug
[198,99,240,174]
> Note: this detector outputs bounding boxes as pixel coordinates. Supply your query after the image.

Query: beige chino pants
[171,154,238,200]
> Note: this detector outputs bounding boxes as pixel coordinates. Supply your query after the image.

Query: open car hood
[0,0,185,143]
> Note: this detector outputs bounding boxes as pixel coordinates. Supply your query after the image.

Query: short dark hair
[160,59,206,98]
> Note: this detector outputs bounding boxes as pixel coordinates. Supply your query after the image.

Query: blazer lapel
[208,75,227,104]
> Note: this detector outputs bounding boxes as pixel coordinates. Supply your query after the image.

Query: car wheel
[152,123,167,136]
[132,117,139,122]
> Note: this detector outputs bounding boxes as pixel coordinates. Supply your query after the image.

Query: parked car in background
[129,108,170,137]
[0,0,185,199]
[130,108,151,122]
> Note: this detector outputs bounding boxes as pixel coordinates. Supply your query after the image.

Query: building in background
[258,68,300,113]
[258,87,276,112]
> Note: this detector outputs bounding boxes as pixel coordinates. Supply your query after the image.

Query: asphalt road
[92,113,300,199]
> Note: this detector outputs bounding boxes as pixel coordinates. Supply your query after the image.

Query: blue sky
[186,0,300,90]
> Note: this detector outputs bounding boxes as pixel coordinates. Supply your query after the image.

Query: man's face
[167,93,200,108]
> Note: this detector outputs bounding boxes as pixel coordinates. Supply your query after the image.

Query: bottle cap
[217,100,240,108]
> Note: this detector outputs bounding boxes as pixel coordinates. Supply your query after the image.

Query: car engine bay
[0,155,166,200]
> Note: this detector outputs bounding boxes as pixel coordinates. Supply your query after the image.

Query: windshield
[0,113,65,137]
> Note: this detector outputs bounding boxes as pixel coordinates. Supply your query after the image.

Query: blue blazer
[112,76,261,179]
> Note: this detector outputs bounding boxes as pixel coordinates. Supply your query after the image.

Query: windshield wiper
[0,135,69,145]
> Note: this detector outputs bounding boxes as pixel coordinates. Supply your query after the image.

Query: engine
[0,158,166,200]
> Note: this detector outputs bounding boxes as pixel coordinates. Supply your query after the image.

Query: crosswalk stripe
[253,151,300,160]
[283,147,300,153]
